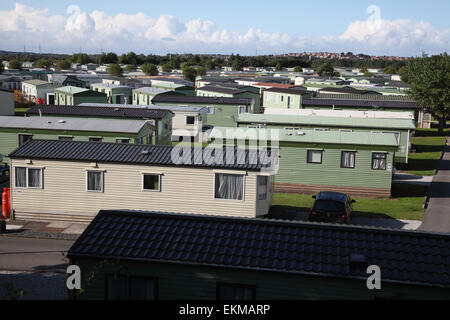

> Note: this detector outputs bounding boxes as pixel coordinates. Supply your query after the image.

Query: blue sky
[1,1,449,55]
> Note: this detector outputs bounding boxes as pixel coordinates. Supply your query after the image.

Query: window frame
[116,138,130,144]
[213,173,246,202]
[14,167,43,189]
[86,170,104,193]
[186,116,195,126]
[216,282,256,300]
[257,175,269,201]
[341,151,356,169]
[89,137,103,143]
[307,150,323,164]
[372,152,387,171]
[105,274,159,301]
[58,136,74,141]
[142,173,161,192]
[18,134,33,146]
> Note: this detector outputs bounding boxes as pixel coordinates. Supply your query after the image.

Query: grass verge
[271,184,428,221]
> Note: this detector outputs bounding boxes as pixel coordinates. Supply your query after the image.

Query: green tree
[98,52,118,64]
[162,64,172,73]
[57,60,71,70]
[141,63,158,76]
[182,66,197,82]
[8,59,21,70]
[403,53,450,135]
[293,66,302,72]
[363,71,374,78]
[36,59,52,69]
[125,65,136,72]
[275,62,282,71]
[383,65,396,74]
[108,64,123,77]
[359,67,368,73]
[71,53,90,65]
[317,62,335,77]
[196,67,206,76]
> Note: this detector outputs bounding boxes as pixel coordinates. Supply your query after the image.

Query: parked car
[308,191,356,224]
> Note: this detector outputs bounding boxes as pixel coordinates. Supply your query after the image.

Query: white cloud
[0,3,448,56]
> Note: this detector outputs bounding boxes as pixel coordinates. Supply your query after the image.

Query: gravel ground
[0,271,68,300]
[0,229,79,241]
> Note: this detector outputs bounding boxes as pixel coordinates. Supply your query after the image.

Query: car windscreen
[314,200,346,214]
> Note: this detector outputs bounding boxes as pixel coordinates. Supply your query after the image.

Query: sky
[1,0,449,56]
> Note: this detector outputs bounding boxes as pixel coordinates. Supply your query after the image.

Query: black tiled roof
[9,139,276,171]
[152,95,252,105]
[68,210,450,288]
[25,105,172,120]
[303,98,422,109]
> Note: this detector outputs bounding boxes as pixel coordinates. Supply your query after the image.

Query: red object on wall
[2,187,10,219]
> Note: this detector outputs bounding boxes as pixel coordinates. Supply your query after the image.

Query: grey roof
[303,98,422,109]
[67,210,450,288]
[152,95,252,105]
[318,87,381,95]
[25,105,172,120]
[0,116,149,134]
[9,140,277,171]
[264,87,309,95]
[197,85,247,95]
[132,87,169,95]
[76,103,206,114]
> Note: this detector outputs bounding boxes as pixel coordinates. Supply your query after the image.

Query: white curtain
[372,153,386,170]
[215,174,243,200]
[15,167,27,187]
[308,151,322,163]
[88,172,102,191]
[258,176,268,200]
[28,169,41,188]
[342,152,355,168]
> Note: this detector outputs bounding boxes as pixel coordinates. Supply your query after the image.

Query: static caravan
[237,113,415,164]
[9,140,277,222]
[0,116,155,165]
[209,127,399,198]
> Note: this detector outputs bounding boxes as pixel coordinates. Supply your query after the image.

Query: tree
[363,71,374,78]
[108,64,123,77]
[57,60,71,70]
[8,59,21,70]
[317,62,335,77]
[162,64,172,73]
[196,67,206,76]
[98,52,118,64]
[0,63,3,74]
[182,66,197,82]
[36,59,52,69]
[125,65,136,72]
[359,67,368,74]
[293,66,302,72]
[275,62,282,71]
[71,53,90,65]
[383,65,396,74]
[141,63,158,76]
[403,53,450,135]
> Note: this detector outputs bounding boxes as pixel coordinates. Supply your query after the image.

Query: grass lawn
[398,128,448,176]
[14,107,30,116]
[271,184,428,221]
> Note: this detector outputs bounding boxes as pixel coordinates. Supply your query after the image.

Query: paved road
[420,139,450,233]
[0,237,74,272]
